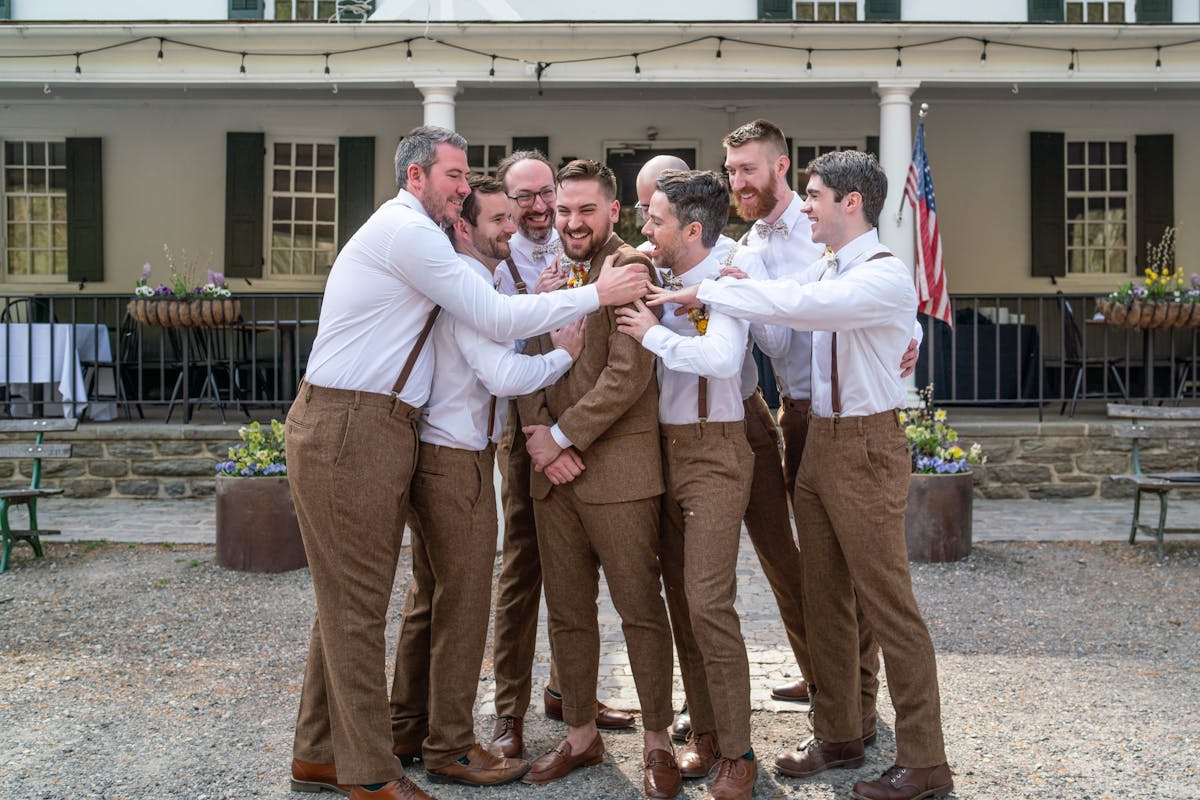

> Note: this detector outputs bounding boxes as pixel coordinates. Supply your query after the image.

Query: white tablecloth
[0,323,118,421]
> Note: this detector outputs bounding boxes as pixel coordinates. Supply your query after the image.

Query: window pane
[318,0,336,19]
[31,250,50,275]
[1087,142,1105,164]
[9,249,29,275]
[317,144,335,167]
[467,145,484,167]
[817,2,836,21]
[32,224,50,248]
[1107,249,1125,273]
[272,223,292,249]
[1067,141,1085,165]
[49,142,66,165]
[1109,197,1126,216]
[1069,250,1085,273]
[27,143,45,167]
[1087,197,1105,217]
[294,223,313,247]
[295,170,313,193]
[1087,250,1105,273]
[30,196,48,220]
[271,249,292,274]
[52,223,67,248]
[7,196,28,221]
[795,2,814,21]
[274,169,290,192]
[1087,168,1106,192]
[1110,168,1127,192]
[1105,223,1125,247]
[1087,224,1104,247]
[296,0,315,20]
[296,144,314,167]
[839,2,856,20]
[274,142,292,165]
[488,144,507,164]
[315,170,334,194]
[1068,223,1085,246]
[1067,169,1085,192]
[316,197,335,221]
[315,248,334,272]
[1087,2,1103,22]
[294,250,314,274]
[1066,2,1083,22]
[295,196,314,220]
[1109,141,1127,164]
[273,197,292,220]
[316,224,336,247]
[5,168,22,192]
[8,223,27,248]
[51,196,66,221]
[27,169,47,192]
[49,169,66,191]
[53,251,67,274]
[1067,197,1085,220]
[275,1,292,19]
[1108,2,1124,22]
[4,141,23,165]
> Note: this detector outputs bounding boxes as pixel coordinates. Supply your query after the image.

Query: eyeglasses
[506,188,556,208]
[634,202,647,221]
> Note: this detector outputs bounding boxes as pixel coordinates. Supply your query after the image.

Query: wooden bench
[1108,403,1200,561]
[0,418,77,572]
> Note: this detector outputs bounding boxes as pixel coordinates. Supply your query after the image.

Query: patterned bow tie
[661,269,684,290]
[531,240,563,259]
[755,219,789,239]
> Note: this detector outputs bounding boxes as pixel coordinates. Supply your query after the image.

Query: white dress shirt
[739,191,824,401]
[696,229,917,418]
[419,255,574,451]
[304,190,599,407]
[498,229,563,296]
[641,252,749,425]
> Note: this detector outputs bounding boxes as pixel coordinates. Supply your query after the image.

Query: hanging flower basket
[1095,300,1200,330]
[126,298,242,328]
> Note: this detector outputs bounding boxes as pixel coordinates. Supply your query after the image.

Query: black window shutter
[866,135,881,161]
[1136,0,1172,22]
[1030,132,1065,278]
[65,138,104,284]
[225,133,265,279]
[0,1,11,21]
[864,0,901,20]
[337,137,376,253]
[1136,135,1173,270]
[229,0,264,19]
[512,137,550,158]
[757,0,791,20]
[1028,0,1064,21]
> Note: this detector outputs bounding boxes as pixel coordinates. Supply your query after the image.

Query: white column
[875,80,921,403]
[414,82,459,130]
[875,80,920,271]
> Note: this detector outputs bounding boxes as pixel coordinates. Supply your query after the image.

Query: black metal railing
[2,291,1198,423]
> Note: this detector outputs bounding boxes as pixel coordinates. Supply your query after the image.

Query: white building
[0,0,1197,299]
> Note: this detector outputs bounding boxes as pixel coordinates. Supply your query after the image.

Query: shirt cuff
[577,284,601,312]
[546,347,573,371]
[550,423,574,450]
[640,324,670,356]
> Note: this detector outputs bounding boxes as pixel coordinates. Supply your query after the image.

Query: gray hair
[394,125,468,189]
[655,169,730,249]
[806,150,888,227]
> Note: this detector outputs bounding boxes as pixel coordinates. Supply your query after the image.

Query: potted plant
[901,386,986,562]
[1096,227,1200,329]
[213,420,307,573]
[127,244,240,328]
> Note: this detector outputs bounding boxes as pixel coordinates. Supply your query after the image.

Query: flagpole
[896,103,928,226]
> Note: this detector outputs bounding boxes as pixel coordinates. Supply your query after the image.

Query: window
[468,143,509,178]
[273,0,374,20]
[269,141,338,277]
[1066,139,1131,274]
[794,1,858,21]
[3,141,68,279]
[793,142,860,190]
[1066,1,1126,21]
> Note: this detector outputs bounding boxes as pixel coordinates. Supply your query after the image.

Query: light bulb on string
[633,53,641,76]
[157,38,164,64]
[1155,46,1162,72]
[895,47,903,73]
[74,52,81,79]
[1068,49,1076,75]
[715,37,723,59]
[979,39,987,65]
[489,55,496,79]
[805,48,813,76]
[406,41,413,62]
[239,52,247,77]
[324,53,331,77]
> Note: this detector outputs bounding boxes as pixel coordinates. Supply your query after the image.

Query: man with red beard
[517,160,680,799]
[487,152,635,762]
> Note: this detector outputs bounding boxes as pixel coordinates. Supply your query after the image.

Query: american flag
[904,122,951,326]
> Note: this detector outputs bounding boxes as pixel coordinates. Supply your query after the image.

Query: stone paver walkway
[11,493,1198,713]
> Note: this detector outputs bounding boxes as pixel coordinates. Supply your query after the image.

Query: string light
[1068,48,1076,74]
[633,53,641,75]
[715,37,723,59]
[239,52,247,76]
[805,48,813,75]
[489,54,496,78]
[406,41,413,62]
[156,37,164,64]
[74,52,81,78]
[323,52,331,76]
[979,39,987,65]
[895,46,903,73]
[1155,45,1162,72]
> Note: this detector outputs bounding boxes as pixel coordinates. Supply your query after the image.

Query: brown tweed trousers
[794,411,947,767]
[288,382,419,785]
[389,442,499,769]
[782,394,881,713]
[517,235,674,732]
[659,421,755,757]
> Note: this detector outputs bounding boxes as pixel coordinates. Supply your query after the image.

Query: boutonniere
[819,246,836,268]
[565,259,590,289]
[688,305,709,335]
[661,269,684,290]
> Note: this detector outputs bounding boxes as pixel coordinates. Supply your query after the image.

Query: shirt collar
[457,252,493,282]
[832,229,883,271]
[767,191,806,239]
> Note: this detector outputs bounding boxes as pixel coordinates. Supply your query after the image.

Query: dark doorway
[605,147,698,207]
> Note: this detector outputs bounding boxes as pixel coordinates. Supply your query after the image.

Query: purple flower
[212,271,227,287]
[141,263,152,280]
[154,284,171,296]
[1192,274,1199,289]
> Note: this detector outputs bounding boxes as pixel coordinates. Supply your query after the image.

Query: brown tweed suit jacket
[518,234,663,504]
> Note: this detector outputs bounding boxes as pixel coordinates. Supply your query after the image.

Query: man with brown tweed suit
[517,160,681,800]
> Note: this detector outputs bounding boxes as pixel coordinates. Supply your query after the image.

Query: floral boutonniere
[687,305,709,335]
[565,258,590,289]
[661,269,684,290]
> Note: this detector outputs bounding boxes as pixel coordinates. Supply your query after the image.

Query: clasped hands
[522,424,585,485]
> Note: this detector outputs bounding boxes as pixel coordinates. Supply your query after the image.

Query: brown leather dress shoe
[850,763,954,800]
[774,737,865,778]
[543,687,635,730]
[670,705,692,742]
[770,678,810,702]
[347,777,435,800]
[643,748,683,799]
[677,731,721,778]
[862,710,878,747]
[706,757,756,800]
[488,715,524,758]
[290,758,351,795]
[522,734,605,784]
[426,743,530,786]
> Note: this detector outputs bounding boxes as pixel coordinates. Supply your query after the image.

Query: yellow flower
[696,318,708,335]
[897,411,908,424]
[934,409,947,422]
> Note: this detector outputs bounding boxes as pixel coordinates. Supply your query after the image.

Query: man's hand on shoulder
[594,253,650,307]
[614,299,659,343]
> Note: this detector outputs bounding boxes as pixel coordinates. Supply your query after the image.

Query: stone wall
[0,424,240,499]
[3,418,1198,500]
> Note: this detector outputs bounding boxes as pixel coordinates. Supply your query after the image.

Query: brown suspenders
[391,306,442,396]
[829,251,894,418]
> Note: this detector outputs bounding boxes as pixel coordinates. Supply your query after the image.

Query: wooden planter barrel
[215,474,307,573]
[126,298,241,327]
[904,471,974,563]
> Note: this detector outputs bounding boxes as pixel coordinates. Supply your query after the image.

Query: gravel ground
[0,539,1197,800]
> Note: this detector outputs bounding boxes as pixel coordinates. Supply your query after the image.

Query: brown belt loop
[505,257,527,295]
[391,306,442,396]
[698,376,708,424]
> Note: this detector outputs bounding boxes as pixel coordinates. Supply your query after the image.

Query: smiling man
[286,128,649,800]
[516,160,679,799]
[647,150,953,800]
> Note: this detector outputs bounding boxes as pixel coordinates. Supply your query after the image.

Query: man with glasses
[487,151,635,762]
